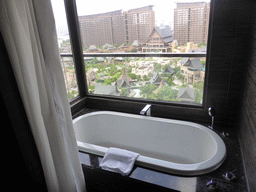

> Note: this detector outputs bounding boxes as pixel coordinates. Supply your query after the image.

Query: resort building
[180,58,204,84]
[174,2,210,45]
[142,25,173,53]
[78,6,155,47]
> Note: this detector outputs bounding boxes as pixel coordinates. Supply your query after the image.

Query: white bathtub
[73,111,226,176]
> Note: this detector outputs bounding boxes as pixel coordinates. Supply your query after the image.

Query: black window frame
[63,0,214,124]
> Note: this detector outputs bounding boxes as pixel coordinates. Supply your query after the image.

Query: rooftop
[177,87,195,103]
[155,26,173,43]
[119,68,133,82]
[132,40,141,47]
[94,84,120,96]
[150,73,162,85]
[185,58,203,70]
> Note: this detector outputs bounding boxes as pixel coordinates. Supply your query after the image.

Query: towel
[99,147,139,175]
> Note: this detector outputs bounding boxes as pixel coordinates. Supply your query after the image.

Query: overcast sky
[51,0,210,34]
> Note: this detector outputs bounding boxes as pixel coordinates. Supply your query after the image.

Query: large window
[52,0,211,106]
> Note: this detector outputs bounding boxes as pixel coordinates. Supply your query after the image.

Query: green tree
[174,58,182,63]
[103,79,112,85]
[193,80,204,90]
[194,89,203,104]
[155,86,178,101]
[60,39,70,48]
[180,83,189,88]
[126,67,132,73]
[176,71,185,81]
[119,87,128,97]
[201,60,206,67]
[154,62,161,73]
[67,90,78,100]
[140,84,157,98]
[109,66,118,76]
[143,75,148,81]
[173,66,180,74]
[166,75,175,86]
[90,59,99,65]
[110,76,118,82]
[162,64,169,71]
[112,72,122,80]
[127,73,137,80]
[88,86,95,93]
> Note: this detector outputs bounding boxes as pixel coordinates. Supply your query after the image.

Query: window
[51,0,78,100]
[52,0,211,110]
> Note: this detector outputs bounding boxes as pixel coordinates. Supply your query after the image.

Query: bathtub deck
[75,108,248,192]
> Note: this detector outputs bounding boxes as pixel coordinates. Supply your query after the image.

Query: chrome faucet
[208,107,216,129]
[140,104,151,116]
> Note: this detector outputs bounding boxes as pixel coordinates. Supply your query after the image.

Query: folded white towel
[99,147,139,175]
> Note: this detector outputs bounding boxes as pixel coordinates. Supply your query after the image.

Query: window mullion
[64,0,87,97]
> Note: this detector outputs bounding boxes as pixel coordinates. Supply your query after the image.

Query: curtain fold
[0,0,86,191]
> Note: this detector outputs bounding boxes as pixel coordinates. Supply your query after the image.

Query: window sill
[71,95,208,125]
[70,96,86,116]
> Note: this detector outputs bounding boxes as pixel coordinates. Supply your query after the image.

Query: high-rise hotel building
[78,6,155,47]
[174,2,210,45]
[125,6,155,45]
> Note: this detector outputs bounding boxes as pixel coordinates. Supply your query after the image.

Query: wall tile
[237,1,256,190]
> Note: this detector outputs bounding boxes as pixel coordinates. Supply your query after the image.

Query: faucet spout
[208,107,215,129]
[140,104,151,116]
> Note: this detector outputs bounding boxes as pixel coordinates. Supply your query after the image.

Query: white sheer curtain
[0,0,86,191]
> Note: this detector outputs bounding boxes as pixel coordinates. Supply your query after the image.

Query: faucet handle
[208,107,216,117]
[208,107,215,129]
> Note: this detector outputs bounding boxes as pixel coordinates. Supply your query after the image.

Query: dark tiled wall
[208,1,256,189]
[205,0,254,125]
[238,2,256,191]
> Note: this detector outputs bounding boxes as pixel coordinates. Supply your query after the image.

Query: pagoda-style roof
[120,44,129,49]
[103,43,112,49]
[87,45,99,52]
[145,26,173,47]
[94,84,120,96]
[132,40,141,47]
[184,58,203,70]
[150,73,162,85]
[162,65,174,75]
[172,40,180,46]
[107,45,116,50]
[119,68,132,82]
[180,57,190,65]
[155,26,173,43]
[116,78,131,88]
[177,87,195,103]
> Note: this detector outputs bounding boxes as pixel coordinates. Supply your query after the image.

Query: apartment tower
[174,2,210,45]
[78,10,125,47]
[124,5,155,44]
[78,5,155,47]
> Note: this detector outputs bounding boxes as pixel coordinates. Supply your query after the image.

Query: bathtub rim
[73,111,227,176]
